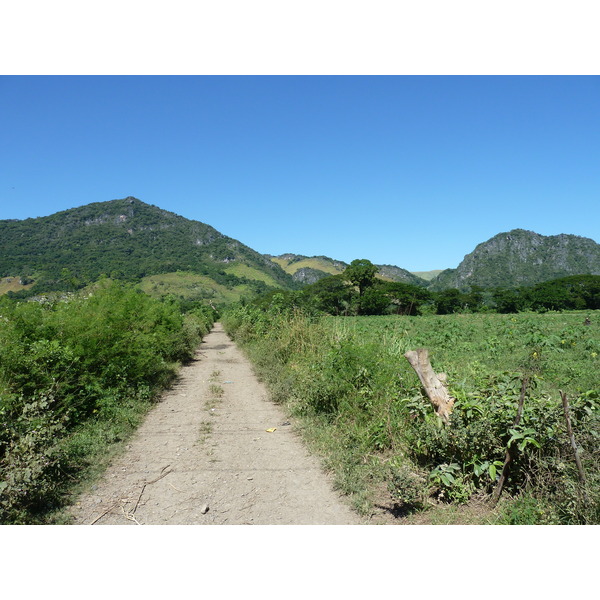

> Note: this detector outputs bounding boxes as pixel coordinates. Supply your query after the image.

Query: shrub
[0,281,214,523]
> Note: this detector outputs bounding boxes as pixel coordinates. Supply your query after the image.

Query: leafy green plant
[506,426,542,452]
[387,463,427,512]
[429,463,473,503]
[430,462,461,488]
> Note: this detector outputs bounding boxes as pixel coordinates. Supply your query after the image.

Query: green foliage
[0,197,295,301]
[496,494,560,524]
[343,259,378,299]
[434,286,488,314]
[386,462,428,512]
[222,304,600,523]
[244,268,435,318]
[305,275,355,315]
[0,281,215,523]
[493,275,600,313]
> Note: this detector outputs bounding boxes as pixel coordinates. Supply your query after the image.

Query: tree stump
[404,348,455,423]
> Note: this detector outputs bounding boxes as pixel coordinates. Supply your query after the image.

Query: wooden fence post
[560,391,588,504]
[404,348,455,423]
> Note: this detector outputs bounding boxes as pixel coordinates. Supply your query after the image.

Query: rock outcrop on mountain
[430,229,600,290]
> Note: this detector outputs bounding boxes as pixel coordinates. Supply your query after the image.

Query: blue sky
[1,75,598,271]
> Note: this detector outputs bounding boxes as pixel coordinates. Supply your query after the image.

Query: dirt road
[69,323,362,525]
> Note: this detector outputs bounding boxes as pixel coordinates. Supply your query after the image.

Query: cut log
[404,348,455,423]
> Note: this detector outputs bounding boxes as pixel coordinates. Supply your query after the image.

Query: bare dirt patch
[69,323,363,525]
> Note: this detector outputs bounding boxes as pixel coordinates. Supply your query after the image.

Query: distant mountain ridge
[2,199,599,301]
[267,254,427,286]
[430,229,600,290]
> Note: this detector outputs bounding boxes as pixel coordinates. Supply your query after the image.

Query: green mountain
[430,229,600,290]
[5,200,597,302]
[0,197,295,302]
[268,254,427,286]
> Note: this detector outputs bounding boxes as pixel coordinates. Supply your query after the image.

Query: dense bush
[493,275,600,313]
[0,281,215,523]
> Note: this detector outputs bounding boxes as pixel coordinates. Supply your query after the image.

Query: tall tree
[344,259,378,298]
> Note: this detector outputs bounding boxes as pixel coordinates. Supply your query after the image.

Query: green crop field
[223,305,600,524]
[326,311,599,400]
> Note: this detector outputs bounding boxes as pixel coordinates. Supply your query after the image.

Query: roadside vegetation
[2,251,598,526]
[222,263,600,524]
[0,280,215,524]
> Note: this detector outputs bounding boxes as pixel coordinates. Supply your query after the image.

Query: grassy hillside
[0,277,34,296]
[271,255,347,277]
[223,263,282,287]
[411,270,444,281]
[138,271,253,305]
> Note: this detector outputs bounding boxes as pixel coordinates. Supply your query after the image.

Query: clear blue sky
[1,75,598,271]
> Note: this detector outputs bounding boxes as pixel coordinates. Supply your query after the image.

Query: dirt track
[69,323,363,525]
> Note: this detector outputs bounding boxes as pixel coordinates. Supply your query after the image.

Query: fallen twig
[121,503,141,525]
[129,465,174,521]
[130,484,147,517]
[147,465,173,484]
[89,502,119,525]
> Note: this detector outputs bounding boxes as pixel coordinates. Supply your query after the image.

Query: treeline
[246,260,600,316]
[493,275,600,312]
[0,281,216,523]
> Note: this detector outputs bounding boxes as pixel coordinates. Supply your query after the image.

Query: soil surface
[69,323,363,525]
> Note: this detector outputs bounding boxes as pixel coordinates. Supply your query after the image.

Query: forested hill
[0,197,295,297]
[429,229,600,290]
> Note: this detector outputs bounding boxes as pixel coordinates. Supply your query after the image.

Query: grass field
[327,311,599,400]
